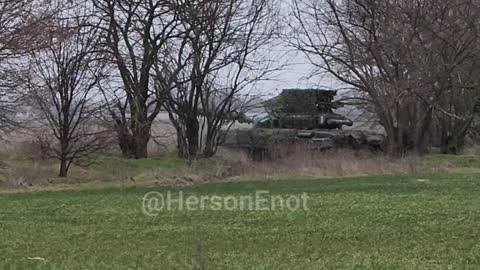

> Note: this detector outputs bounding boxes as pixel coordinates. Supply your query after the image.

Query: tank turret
[256,89,353,129]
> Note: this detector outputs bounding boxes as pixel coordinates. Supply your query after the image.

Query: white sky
[251,50,313,98]
[250,0,343,97]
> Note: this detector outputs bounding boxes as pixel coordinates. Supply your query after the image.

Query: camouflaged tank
[222,89,385,159]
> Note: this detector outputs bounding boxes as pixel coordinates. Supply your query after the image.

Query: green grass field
[1,172,480,269]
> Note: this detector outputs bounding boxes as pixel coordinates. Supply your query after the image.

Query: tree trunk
[384,126,411,156]
[59,137,69,177]
[115,124,150,159]
[117,127,136,158]
[414,109,433,155]
[440,131,466,155]
[134,131,150,159]
[119,140,135,158]
[176,130,188,159]
[181,115,199,159]
[203,139,215,158]
[113,106,152,159]
[59,158,68,178]
[203,129,218,158]
[175,116,200,160]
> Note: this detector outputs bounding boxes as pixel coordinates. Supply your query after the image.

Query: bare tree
[92,0,181,159]
[0,0,56,135]
[421,0,480,153]
[26,7,106,177]
[289,0,480,154]
[158,0,279,159]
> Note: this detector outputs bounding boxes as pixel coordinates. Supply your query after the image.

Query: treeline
[0,0,480,177]
[0,0,278,176]
[289,0,480,155]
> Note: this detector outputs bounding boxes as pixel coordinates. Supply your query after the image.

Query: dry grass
[463,143,480,155]
[0,132,475,189]
[217,145,447,180]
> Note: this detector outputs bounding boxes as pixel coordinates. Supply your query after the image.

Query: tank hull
[222,128,385,160]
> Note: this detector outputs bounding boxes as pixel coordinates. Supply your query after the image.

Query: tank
[222,89,384,160]
[256,89,353,130]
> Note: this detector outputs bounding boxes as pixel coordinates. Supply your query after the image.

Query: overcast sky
[249,0,343,97]
[252,35,341,98]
